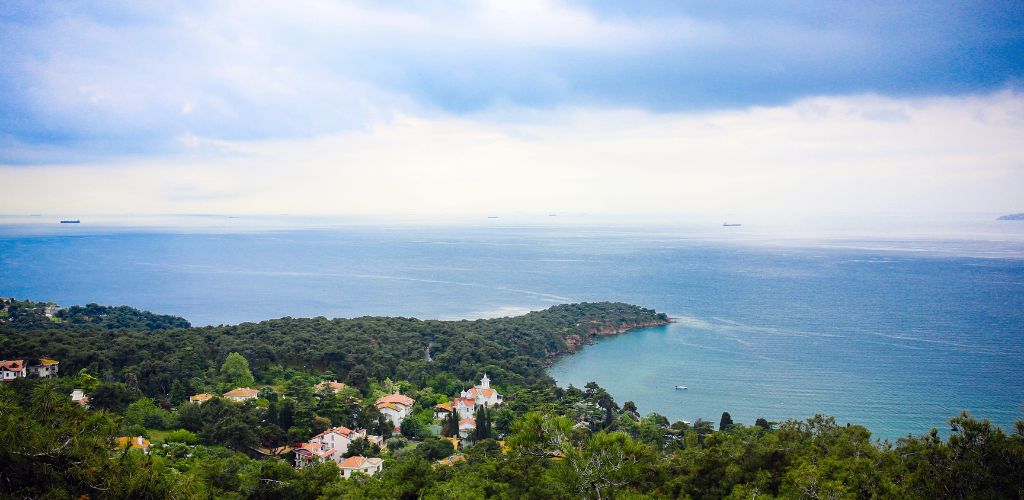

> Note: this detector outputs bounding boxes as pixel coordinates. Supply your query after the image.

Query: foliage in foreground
[2,381,1022,499]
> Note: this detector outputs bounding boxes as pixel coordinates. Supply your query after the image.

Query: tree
[417,437,455,460]
[442,410,459,438]
[344,437,381,458]
[755,417,771,430]
[719,412,734,431]
[220,352,255,388]
[400,415,425,439]
[474,405,492,440]
[551,431,650,500]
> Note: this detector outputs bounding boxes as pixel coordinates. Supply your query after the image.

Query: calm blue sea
[1,215,1022,440]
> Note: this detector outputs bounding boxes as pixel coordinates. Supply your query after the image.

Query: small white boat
[674,385,688,390]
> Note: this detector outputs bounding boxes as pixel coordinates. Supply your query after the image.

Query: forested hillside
[1,300,1021,499]
[0,300,668,396]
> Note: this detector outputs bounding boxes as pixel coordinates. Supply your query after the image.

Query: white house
[461,374,503,407]
[1,360,26,382]
[70,389,90,407]
[222,387,259,402]
[458,418,477,438]
[295,426,362,467]
[453,397,476,420]
[27,358,60,378]
[337,455,384,479]
[375,393,415,428]
[434,401,454,421]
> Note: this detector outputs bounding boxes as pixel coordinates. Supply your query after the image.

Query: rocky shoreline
[549,317,673,363]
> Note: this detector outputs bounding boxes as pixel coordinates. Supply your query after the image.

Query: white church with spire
[460,373,503,407]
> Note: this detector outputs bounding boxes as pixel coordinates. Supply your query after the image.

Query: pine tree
[719,411,734,431]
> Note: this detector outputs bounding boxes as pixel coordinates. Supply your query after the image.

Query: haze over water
[1,214,1022,440]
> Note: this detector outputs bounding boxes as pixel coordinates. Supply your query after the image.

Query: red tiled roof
[338,455,367,468]
[375,393,414,407]
[459,418,476,427]
[223,388,259,398]
[467,387,497,398]
[1,360,25,371]
[315,426,354,439]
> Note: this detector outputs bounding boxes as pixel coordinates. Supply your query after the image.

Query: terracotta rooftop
[375,393,414,407]
[223,388,259,398]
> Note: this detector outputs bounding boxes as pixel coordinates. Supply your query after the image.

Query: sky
[1,0,1022,217]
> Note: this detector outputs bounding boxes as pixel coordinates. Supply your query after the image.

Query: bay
[1,215,1022,440]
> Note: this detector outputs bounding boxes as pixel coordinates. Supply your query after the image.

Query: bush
[166,429,199,444]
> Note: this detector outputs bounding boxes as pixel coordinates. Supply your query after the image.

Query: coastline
[546,316,673,366]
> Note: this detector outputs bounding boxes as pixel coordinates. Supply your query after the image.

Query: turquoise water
[1,217,1022,439]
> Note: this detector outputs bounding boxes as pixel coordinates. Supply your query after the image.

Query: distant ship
[722,223,742,227]
[59,220,80,224]
[674,385,688,390]
[487,216,499,219]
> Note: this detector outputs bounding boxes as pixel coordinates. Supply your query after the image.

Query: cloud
[1,0,1021,163]
[2,90,1021,216]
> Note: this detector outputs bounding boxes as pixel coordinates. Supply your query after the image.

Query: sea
[1,213,1022,440]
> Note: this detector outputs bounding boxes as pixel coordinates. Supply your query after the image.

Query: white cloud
[2,90,1021,217]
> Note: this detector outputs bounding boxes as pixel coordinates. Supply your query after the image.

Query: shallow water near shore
[1,215,1022,440]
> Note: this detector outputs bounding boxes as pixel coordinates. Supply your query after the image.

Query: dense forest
[1,299,1022,499]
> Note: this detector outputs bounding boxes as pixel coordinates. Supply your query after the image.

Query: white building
[338,455,384,479]
[458,418,477,438]
[375,393,415,429]
[222,387,259,402]
[461,374,502,407]
[453,397,476,420]
[1,360,26,381]
[70,389,90,407]
[295,426,362,467]
[27,359,60,378]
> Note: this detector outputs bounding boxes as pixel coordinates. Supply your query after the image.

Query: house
[453,397,476,419]
[461,374,503,407]
[223,387,259,402]
[1,360,26,381]
[315,380,347,393]
[337,455,384,479]
[458,418,477,438]
[375,393,415,428]
[433,401,454,421]
[115,436,151,454]
[294,441,339,467]
[70,389,90,407]
[43,304,61,318]
[189,393,213,404]
[27,358,59,378]
[295,426,361,467]
[436,453,465,466]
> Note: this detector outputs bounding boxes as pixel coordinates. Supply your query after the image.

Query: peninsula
[0,299,1020,498]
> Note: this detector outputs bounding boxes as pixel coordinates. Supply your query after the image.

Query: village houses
[2,358,61,382]
[294,425,386,478]
[435,374,504,421]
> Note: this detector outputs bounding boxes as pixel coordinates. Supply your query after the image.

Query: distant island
[1,298,1020,498]
[997,212,1024,220]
